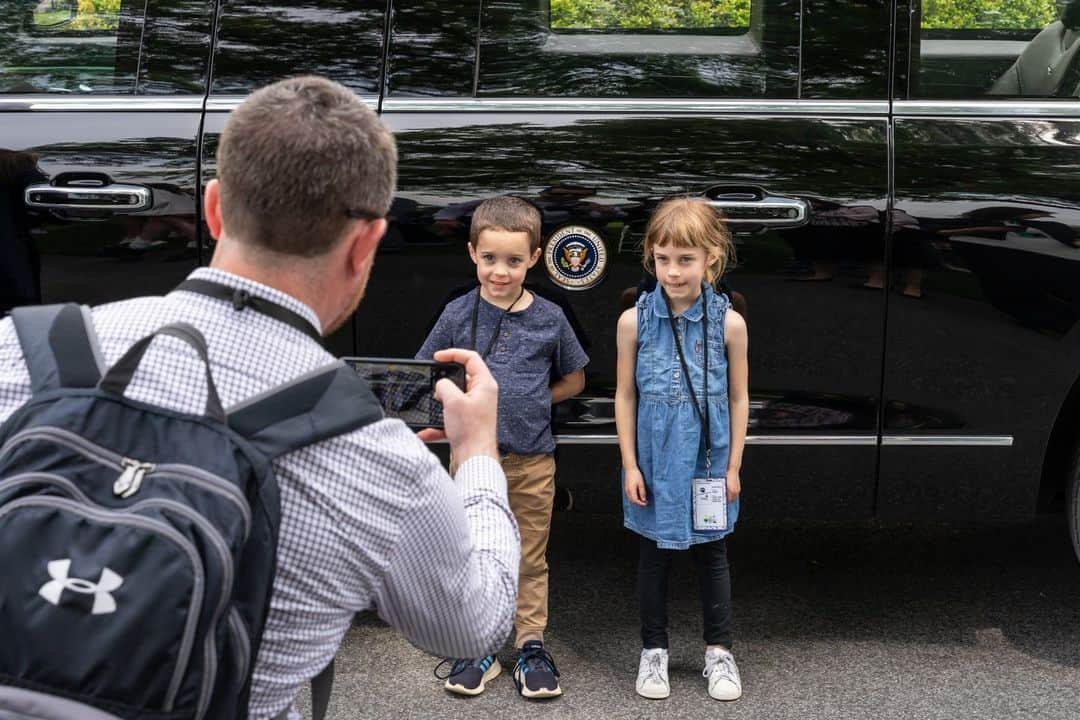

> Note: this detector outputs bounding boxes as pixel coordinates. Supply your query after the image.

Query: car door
[198,0,388,357]
[887,0,1080,524]
[0,0,213,314]
[376,0,894,516]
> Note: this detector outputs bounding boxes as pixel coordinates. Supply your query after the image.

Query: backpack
[0,304,382,720]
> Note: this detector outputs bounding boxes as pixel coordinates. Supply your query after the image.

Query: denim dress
[623,284,740,550]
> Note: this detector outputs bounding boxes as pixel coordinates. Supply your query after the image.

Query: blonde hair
[642,197,735,283]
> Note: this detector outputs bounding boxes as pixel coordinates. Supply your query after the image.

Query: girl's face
[652,243,716,304]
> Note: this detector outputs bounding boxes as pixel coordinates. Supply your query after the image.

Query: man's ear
[204,179,223,240]
[467,242,478,264]
[346,218,387,275]
[527,246,542,268]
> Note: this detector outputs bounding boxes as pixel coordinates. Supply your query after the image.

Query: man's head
[205,75,397,333]
[466,197,542,306]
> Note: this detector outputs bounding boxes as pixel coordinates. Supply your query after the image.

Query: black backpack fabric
[0,304,382,720]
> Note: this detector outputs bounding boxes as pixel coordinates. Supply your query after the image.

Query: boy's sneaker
[435,655,501,696]
[513,640,562,698]
[703,647,742,701]
[635,648,670,699]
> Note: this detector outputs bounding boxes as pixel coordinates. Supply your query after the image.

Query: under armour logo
[38,559,124,615]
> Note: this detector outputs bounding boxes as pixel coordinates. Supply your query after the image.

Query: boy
[417,196,588,699]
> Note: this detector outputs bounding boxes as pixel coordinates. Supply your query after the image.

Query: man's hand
[416,348,499,463]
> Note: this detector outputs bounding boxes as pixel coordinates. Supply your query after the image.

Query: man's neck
[210,251,330,331]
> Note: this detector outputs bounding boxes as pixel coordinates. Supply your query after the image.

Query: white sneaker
[636,648,669,699]
[704,647,742,700]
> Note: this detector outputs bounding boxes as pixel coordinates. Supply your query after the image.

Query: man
[0,76,519,719]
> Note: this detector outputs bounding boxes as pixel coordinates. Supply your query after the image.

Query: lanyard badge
[663,285,727,532]
[471,287,525,359]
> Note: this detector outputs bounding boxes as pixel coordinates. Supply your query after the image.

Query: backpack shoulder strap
[10,303,104,393]
[227,361,384,460]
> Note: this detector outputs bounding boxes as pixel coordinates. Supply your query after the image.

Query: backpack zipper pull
[115,458,155,498]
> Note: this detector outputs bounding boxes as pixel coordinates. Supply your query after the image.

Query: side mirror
[31,0,78,28]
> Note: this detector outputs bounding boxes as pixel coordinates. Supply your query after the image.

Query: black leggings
[637,536,732,649]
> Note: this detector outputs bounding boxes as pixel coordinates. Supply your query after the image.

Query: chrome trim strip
[895,100,1080,118]
[550,434,879,446]
[379,98,890,116]
[542,32,759,57]
[0,96,204,112]
[881,435,1013,447]
[548,434,1013,446]
[6,96,1077,120]
[206,95,378,112]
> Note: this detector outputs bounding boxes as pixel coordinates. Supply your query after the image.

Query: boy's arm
[725,310,749,490]
[549,306,589,404]
[550,368,585,404]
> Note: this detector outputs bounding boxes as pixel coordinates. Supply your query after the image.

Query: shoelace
[433,657,475,681]
[703,651,736,681]
[640,652,666,686]
[513,646,560,692]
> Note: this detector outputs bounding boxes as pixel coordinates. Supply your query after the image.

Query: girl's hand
[624,467,648,507]
[727,470,741,503]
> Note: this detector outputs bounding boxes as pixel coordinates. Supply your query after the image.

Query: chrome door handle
[703,185,809,228]
[25,181,151,212]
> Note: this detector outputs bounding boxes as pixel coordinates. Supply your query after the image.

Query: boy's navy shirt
[417,287,589,455]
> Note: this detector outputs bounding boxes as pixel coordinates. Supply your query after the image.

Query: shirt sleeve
[0,318,32,424]
[373,452,520,659]
[415,308,455,360]
[553,310,589,378]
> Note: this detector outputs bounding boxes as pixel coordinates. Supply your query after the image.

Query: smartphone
[343,357,466,429]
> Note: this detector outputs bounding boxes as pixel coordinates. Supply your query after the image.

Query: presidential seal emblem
[544,225,608,290]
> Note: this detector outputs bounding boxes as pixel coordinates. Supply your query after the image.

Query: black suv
[4,0,1080,560]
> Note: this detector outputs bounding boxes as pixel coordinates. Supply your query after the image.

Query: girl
[615,198,749,701]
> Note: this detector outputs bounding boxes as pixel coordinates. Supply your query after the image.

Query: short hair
[469,196,542,252]
[216,75,397,258]
[642,197,735,283]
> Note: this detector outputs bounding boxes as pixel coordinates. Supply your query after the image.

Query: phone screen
[343,358,465,429]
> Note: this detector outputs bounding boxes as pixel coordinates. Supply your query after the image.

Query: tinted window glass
[386,0,479,97]
[908,0,1077,98]
[212,1,385,95]
[0,0,212,94]
[477,0,800,97]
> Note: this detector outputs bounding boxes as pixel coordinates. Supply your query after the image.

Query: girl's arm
[725,309,749,501]
[615,308,647,506]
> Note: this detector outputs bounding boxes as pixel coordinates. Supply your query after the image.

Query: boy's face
[468,229,540,304]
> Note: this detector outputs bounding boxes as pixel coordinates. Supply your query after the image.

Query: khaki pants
[452,452,555,647]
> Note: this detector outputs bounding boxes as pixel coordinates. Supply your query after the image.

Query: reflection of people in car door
[0,149,47,314]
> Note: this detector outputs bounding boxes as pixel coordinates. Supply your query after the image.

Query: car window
[385,0,479,97]
[477,0,800,97]
[907,0,1077,98]
[211,1,385,95]
[0,0,213,95]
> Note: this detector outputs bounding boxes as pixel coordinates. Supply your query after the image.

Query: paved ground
[296,512,1080,720]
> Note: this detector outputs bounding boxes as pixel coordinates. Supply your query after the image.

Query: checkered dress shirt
[0,268,520,720]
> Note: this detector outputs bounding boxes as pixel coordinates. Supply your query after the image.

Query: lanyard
[174,278,324,346]
[662,284,712,474]
[470,287,525,359]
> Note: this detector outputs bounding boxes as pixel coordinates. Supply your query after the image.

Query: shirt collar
[186,268,323,335]
[650,283,708,321]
